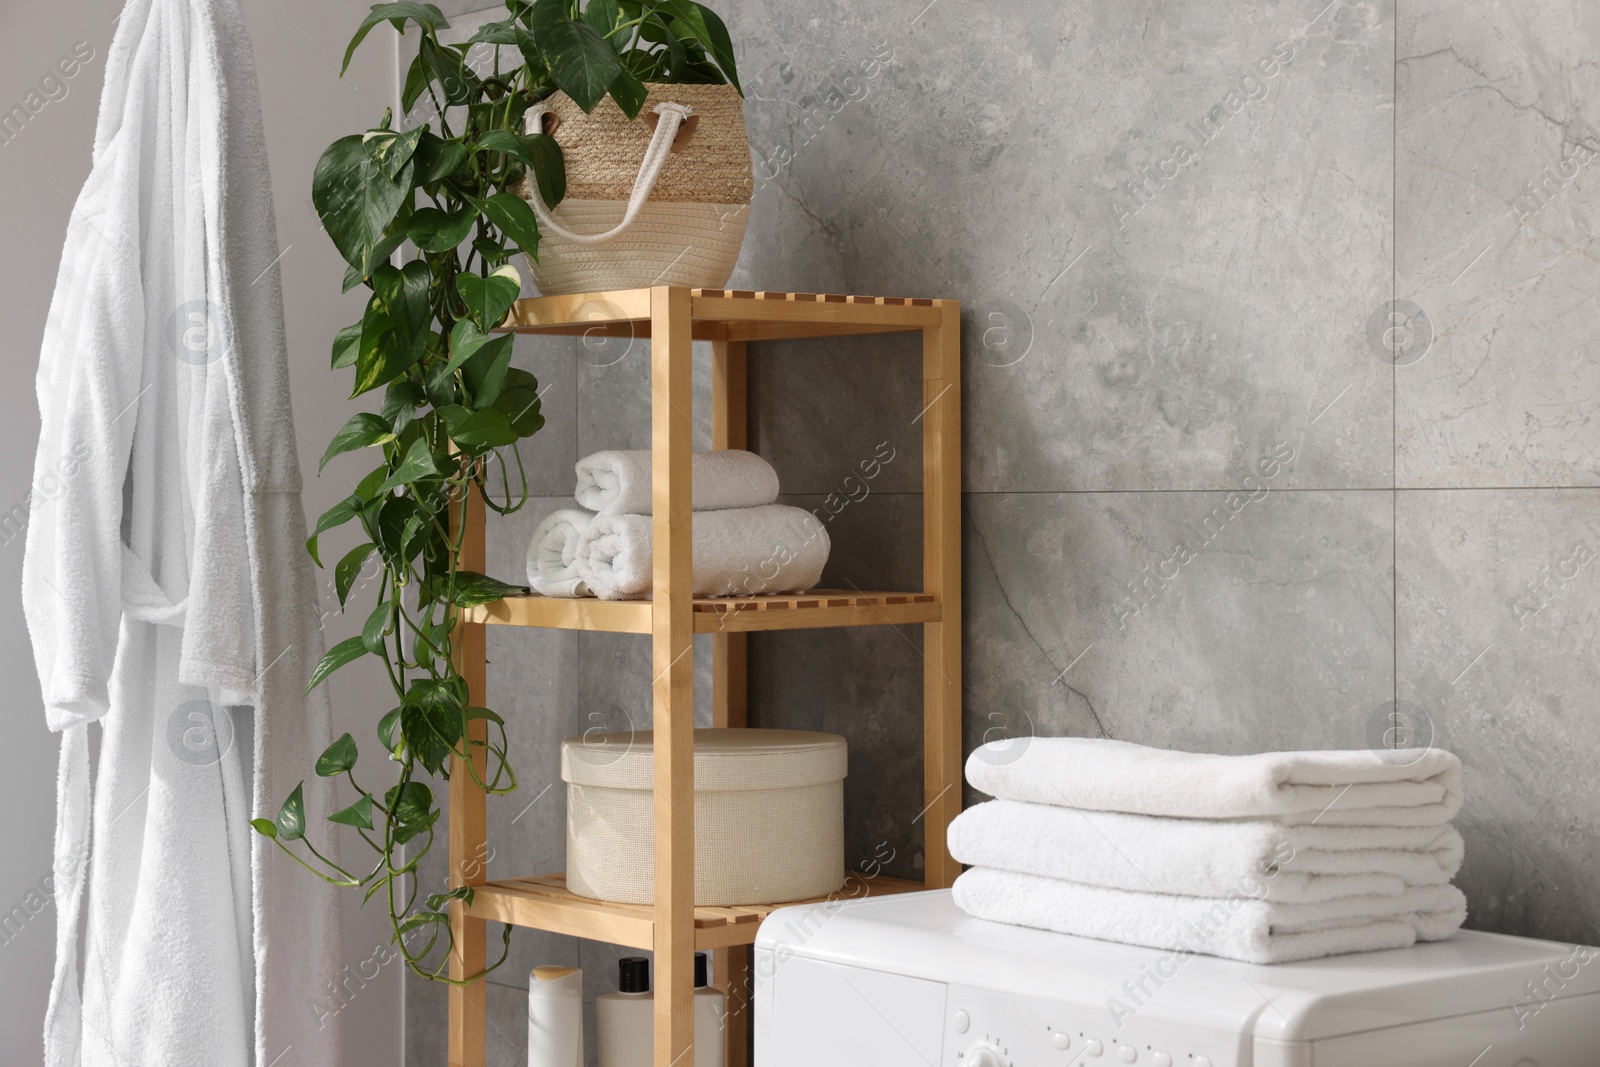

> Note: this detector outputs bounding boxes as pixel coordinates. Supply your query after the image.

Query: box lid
[561,728,847,791]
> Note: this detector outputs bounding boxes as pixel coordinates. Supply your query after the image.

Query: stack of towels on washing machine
[948,737,1468,964]
[525,449,829,600]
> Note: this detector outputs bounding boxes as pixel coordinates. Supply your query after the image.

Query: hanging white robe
[23,0,342,1064]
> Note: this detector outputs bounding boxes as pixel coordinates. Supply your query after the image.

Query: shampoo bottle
[693,951,726,1067]
[597,956,652,1067]
[527,965,583,1067]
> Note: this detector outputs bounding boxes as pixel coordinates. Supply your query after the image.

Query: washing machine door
[759,957,948,1067]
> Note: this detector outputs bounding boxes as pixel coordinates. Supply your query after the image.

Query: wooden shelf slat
[497,287,945,339]
[461,590,939,633]
[464,872,926,950]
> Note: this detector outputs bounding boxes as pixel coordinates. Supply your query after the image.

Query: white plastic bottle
[528,965,583,1067]
[693,951,727,1067]
[597,956,653,1067]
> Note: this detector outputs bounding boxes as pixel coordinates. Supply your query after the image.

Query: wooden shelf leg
[711,339,752,1067]
[449,481,490,1067]
[921,301,963,889]
[652,287,697,1067]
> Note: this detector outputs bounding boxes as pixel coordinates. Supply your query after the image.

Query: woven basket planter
[562,728,846,906]
[516,83,752,296]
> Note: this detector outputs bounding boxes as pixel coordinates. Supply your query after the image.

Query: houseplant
[250,0,742,984]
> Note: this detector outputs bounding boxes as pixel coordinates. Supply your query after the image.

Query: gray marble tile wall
[407,0,1600,1061]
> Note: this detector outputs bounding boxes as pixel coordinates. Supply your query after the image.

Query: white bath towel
[967,737,1463,827]
[22,2,339,1065]
[574,449,780,515]
[952,867,1467,964]
[527,508,595,597]
[575,505,830,600]
[947,800,1464,904]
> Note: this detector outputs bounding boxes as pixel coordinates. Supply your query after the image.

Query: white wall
[0,2,404,1063]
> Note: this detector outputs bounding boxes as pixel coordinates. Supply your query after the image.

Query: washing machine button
[1117,1046,1137,1063]
[1051,1032,1071,1051]
[1194,1058,1213,1067]
[952,1010,970,1034]
[1084,1039,1104,1057]
[1151,1054,1172,1067]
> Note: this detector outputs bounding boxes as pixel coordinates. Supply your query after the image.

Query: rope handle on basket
[522,100,694,246]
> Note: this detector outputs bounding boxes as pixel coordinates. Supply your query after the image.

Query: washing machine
[754,890,1600,1066]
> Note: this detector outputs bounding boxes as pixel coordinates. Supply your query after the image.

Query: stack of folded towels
[949,737,1468,964]
[526,449,830,600]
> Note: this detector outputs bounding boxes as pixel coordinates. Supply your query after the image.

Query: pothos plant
[249,0,741,984]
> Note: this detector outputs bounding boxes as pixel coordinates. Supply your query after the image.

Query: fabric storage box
[562,728,847,906]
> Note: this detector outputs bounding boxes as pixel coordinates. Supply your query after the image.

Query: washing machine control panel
[942,984,1239,1067]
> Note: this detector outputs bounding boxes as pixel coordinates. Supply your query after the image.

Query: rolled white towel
[966,737,1464,827]
[574,505,830,600]
[575,449,780,516]
[951,866,1468,964]
[526,509,595,598]
[947,799,1464,904]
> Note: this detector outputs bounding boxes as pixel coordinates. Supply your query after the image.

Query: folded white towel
[967,737,1463,827]
[526,508,595,597]
[574,449,780,516]
[947,799,1464,904]
[952,866,1467,964]
[574,504,830,600]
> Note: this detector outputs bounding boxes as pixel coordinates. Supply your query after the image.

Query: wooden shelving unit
[447,286,962,1067]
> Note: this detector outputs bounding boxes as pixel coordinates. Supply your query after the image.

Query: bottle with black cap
[693,951,726,1067]
[598,957,652,1067]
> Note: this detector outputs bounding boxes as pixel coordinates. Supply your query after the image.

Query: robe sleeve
[22,136,146,731]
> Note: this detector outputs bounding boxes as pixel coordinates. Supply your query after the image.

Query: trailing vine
[250,0,740,983]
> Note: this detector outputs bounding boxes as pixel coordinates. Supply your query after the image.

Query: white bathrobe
[23,1,341,1065]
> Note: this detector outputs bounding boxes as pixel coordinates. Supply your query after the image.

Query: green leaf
[306,493,363,566]
[386,779,436,827]
[352,273,429,398]
[401,53,431,114]
[377,436,444,494]
[331,321,363,369]
[474,129,532,165]
[455,263,522,331]
[341,2,451,75]
[328,794,375,830]
[378,705,404,758]
[477,191,542,257]
[401,680,465,775]
[361,600,392,656]
[522,131,567,205]
[312,135,413,272]
[530,0,624,112]
[381,379,426,436]
[275,782,307,841]
[462,334,516,408]
[465,17,520,45]
[316,732,360,776]
[406,206,474,252]
[659,0,741,92]
[471,235,510,267]
[414,132,470,185]
[321,412,395,472]
[607,65,648,120]
[494,369,545,436]
[334,542,377,607]
[250,817,279,839]
[440,570,527,607]
[443,320,508,376]
[341,229,409,293]
[376,495,427,564]
[420,35,477,106]
[365,125,424,181]
[449,407,519,452]
[582,0,623,37]
[306,635,368,693]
